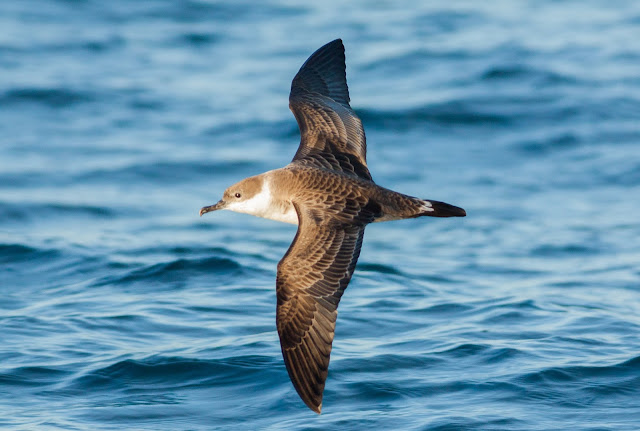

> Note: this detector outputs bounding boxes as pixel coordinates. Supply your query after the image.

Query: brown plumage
[200,39,466,413]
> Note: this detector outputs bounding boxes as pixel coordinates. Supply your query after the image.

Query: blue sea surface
[2,1,640,429]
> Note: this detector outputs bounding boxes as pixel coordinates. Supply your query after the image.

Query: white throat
[226,178,298,224]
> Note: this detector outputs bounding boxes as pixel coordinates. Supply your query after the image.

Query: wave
[177,32,220,47]
[520,355,640,384]
[0,365,74,387]
[0,243,60,265]
[0,87,93,108]
[65,354,279,393]
[0,201,116,224]
[512,355,640,408]
[512,132,582,155]
[480,65,576,86]
[357,262,405,276]
[358,101,513,131]
[73,160,262,185]
[91,255,247,291]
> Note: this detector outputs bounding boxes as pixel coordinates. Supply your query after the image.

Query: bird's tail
[417,198,466,218]
[373,189,466,222]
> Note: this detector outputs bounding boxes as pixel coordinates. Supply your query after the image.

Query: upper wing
[289,39,371,181]
[276,202,377,413]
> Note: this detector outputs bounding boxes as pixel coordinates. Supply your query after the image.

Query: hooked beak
[199,200,226,216]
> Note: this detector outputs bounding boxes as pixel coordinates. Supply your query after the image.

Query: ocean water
[2,0,640,429]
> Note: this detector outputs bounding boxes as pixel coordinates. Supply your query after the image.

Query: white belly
[261,204,298,225]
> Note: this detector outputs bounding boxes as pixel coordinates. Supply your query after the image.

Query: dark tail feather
[421,199,466,217]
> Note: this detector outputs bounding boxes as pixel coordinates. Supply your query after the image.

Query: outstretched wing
[276,202,377,413]
[289,39,371,181]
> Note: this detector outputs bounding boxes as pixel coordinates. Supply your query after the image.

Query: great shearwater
[200,39,465,413]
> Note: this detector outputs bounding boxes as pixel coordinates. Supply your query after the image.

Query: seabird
[200,39,465,413]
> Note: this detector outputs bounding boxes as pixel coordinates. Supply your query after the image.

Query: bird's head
[199,175,266,217]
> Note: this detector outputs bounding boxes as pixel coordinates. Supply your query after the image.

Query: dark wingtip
[294,385,323,414]
[310,402,322,414]
[297,383,324,414]
[449,205,466,217]
[317,38,343,52]
[292,38,350,107]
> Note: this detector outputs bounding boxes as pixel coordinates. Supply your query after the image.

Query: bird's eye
[234,193,241,198]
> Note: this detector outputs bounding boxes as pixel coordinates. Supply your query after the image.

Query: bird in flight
[200,39,465,413]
